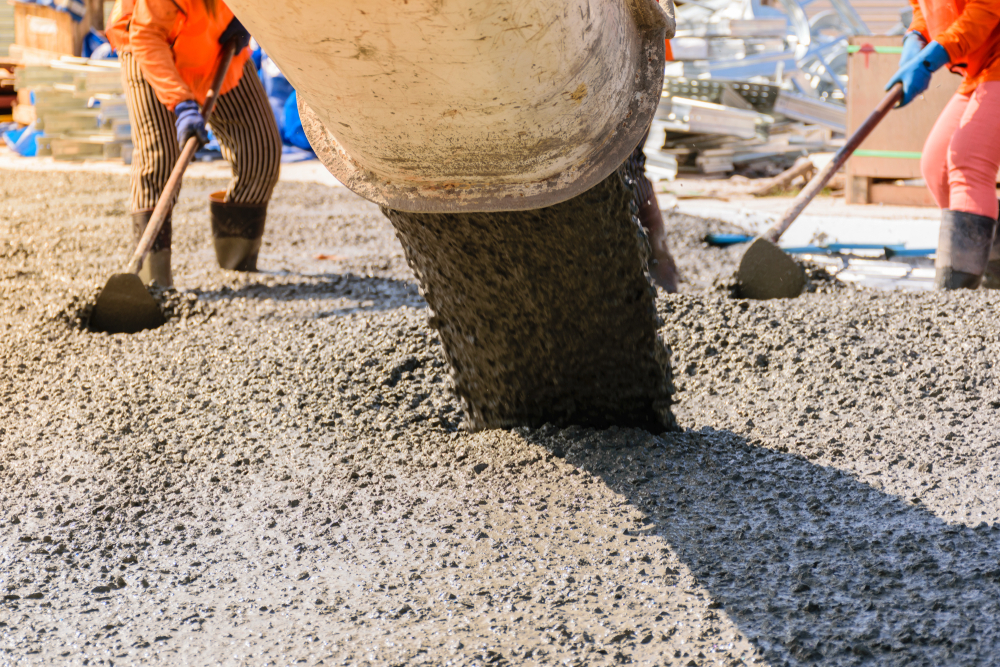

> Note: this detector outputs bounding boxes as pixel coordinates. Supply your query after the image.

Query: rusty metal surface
[229,0,675,212]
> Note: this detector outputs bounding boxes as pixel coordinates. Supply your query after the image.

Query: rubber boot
[636,186,680,293]
[131,209,173,287]
[983,239,1000,289]
[983,204,1000,289]
[209,191,267,271]
[934,209,997,290]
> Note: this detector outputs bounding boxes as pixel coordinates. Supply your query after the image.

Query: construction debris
[11,56,129,160]
[645,0,909,181]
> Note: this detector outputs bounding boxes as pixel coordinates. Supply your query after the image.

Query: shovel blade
[89,273,166,334]
[737,237,806,300]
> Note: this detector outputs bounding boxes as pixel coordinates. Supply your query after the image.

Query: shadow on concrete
[524,425,1000,666]
[194,272,424,316]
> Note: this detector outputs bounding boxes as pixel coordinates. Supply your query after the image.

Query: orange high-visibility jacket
[909,0,1000,94]
[107,0,250,111]
[105,0,134,53]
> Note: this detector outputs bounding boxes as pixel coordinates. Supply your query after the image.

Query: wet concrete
[2,170,1000,666]
[383,169,674,432]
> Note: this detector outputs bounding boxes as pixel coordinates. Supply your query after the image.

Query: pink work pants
[922,81,1000,220]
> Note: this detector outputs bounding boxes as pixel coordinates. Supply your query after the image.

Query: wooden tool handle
[127,40,238,275]
[761,83,904,244]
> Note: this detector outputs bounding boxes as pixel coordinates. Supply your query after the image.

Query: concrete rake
[736,83,904,299]
[89,40,237,334]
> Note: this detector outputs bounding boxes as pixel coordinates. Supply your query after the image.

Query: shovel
[736,83,904,299]
[89,40,238,334]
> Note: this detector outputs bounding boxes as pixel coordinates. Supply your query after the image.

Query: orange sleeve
[105,0,129,52]
[908,0,930,41]
[936,0,1000,63]
[129,0,193,111]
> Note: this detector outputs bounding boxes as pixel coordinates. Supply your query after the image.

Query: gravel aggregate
[2,170,1000,666]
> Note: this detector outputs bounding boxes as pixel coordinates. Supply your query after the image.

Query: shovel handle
[761,83,904,243]
[127,39,239,275]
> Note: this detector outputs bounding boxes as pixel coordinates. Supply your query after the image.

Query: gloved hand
[174,100,208,148]
[885,40,950,107]
[899,30,928,67]
[219,16,251,52]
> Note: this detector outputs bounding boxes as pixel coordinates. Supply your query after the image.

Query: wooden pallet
[805,0,911,36]
[11,0,103,58]
[847,177,936,206]
[849,177,1000,206]
[845,35,1000,206]
[42,135,127,161]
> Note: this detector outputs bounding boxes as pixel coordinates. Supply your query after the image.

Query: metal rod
[761,83,903,243]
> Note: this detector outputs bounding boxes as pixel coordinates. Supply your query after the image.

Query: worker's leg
[929,84,1000,288]
[623,134,679,292]
[947,82,1000,220]
[921,92,968,209]
[635,176,680,293]
[121,51,176,286]
[206,61,283,271]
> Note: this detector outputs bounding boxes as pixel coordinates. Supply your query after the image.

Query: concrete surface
[0,148,342,188]
[2,165,1000,667]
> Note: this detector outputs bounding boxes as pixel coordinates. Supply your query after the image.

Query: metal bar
[828,0,871,36]
[826,243,905,251]
[761,83,904,243]
[812,50,848,97]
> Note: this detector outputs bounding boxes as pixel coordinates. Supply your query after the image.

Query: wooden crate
[13,2,82,55]
[845,35,956,205]
[11,0,103,58]
[845,35,1000,206]
[49,135,125,161]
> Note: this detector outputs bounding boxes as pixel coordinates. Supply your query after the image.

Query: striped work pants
[121,50,281,219]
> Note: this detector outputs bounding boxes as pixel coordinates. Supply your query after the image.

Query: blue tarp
[82,29,115,59]
[255,46,315,159]
[2,125,41,157]
[282,91,311,152]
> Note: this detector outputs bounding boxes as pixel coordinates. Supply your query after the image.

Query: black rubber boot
[984,204,1000,290]
[984,243,1000,289]
[934,209,997,290]
[131,209,173,287]
[209,191,267,272]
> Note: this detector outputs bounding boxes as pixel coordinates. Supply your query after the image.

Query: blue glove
[899,30,928,67]
[174,100,208,147]
[885,40,950,107]
[219,17,251,52]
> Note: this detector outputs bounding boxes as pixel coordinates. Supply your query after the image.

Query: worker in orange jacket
[107,0,281,286]
[886,0,1000,289]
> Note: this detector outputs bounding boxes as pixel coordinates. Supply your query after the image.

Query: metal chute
[225,0,676,213]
